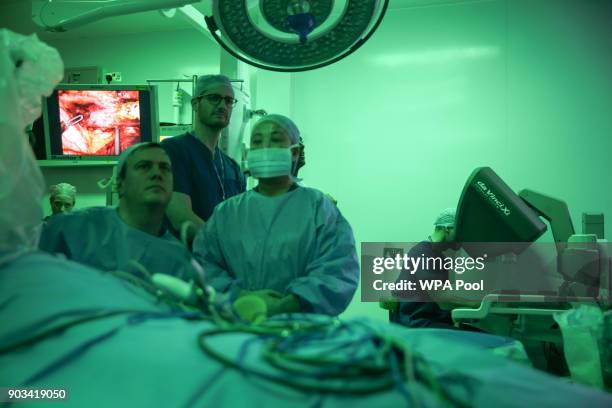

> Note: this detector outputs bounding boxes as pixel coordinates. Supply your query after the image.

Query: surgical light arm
[32,0,201,32]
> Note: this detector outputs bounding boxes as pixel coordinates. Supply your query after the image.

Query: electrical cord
[0,305,213,356]
[106,262,237,329]
[3,291,468,405]
[4,266,470,405]
[0,309,143,354]
[197,317,469,407]
[105,262,212,315]
[0,264,215,355]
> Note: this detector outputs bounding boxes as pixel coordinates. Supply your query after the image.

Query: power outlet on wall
[107,71,122,82]
[383,248,403,258]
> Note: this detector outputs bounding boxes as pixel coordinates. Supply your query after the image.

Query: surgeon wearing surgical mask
[193,114,359,317]
[247,114,302,194]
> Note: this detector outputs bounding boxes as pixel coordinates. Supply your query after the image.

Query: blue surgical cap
[434,208,456,228]
[115,143,163,181]
[116,143,143,179]
[97,143,159,191]
[50,183,76,200]
[253,114,300,145]
[193,74,233,100]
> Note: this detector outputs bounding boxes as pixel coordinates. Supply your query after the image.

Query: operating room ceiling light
[30,0,389,72]
[206,0,389,72]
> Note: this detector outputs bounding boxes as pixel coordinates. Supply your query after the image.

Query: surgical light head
[207,0,390,72]
[32,1,389,72]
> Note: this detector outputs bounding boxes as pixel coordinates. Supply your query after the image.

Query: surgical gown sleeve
[192,212,244,299]
[39,215,71,256]
[286,197,359,315]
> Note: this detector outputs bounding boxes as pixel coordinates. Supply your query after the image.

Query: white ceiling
[0,0,468,40]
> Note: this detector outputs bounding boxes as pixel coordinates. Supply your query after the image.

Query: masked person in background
[389,208,457,329]
[46,182,77,219]
[193,114,359,317]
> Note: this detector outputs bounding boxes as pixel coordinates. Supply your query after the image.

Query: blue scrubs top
[192,186,359,316]
[391,241,453,328]
[161,132,246,222]
[38,207,195,280]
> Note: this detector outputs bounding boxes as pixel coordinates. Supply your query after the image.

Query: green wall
[256,0,612,319]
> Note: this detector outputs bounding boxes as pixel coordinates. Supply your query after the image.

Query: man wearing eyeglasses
[161,74,246,244]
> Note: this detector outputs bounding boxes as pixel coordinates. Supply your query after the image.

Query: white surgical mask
[247,145,298,178]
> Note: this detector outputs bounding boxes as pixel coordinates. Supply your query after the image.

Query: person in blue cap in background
[39,143,197,280]
[161,74,246,244]
[193,114,359,317]
[390,208,458,329]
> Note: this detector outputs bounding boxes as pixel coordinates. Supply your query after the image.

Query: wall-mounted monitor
[42,84,159,164]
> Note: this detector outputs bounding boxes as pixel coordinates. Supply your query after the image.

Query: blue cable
[23,326,121,386]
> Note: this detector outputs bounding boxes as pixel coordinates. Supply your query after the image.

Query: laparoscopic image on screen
[58,90,141,155]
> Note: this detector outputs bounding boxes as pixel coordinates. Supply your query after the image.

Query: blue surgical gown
[39,207,195,280]
[193,186,359,315]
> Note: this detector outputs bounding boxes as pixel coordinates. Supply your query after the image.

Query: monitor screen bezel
[42,83,160,163]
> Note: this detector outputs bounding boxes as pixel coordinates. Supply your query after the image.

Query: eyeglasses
[199,93,238,107]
